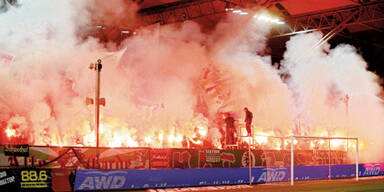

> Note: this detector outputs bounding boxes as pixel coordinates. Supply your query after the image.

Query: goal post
[225,124,359,186]
[289,135,359,186]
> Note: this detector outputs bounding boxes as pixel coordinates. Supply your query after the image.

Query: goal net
[225,123,359,185]
[254,135,359,185]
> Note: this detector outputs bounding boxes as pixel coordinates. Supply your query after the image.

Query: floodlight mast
[89,59,102,167]
[95,59,102,150]
[290,135,294,186]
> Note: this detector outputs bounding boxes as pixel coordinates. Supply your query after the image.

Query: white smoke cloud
[0,0,97,145]
[281,32,384,162]
[211,12,295,135]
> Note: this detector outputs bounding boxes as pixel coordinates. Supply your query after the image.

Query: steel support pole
[95,59,102,167]
[248,131,252,185]
[346,94,349,153]
[291,135,294,186]
[328,139,331,180]
[356,139,359,181]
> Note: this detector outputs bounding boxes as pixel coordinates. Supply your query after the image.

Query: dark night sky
[268,29,384,87]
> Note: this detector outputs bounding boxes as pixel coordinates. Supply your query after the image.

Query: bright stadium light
[96,25,107,30]
[232,9,249,15]
[254,14,285,25]
[225,7,249,15]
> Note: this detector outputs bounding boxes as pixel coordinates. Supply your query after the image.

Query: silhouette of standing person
[244,107,253,136]
[69,170,76,191]
[225,113,235,145]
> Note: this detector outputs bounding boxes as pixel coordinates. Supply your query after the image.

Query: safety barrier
[0,163,383,191]
[73,163,384,191]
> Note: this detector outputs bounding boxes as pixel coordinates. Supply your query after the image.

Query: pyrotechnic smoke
[0,0,93,145]
[209,12,295,136]
[0,0,383,162]
[0,0,211,147]
[281,32,384,162]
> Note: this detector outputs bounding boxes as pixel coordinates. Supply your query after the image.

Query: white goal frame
[226,125,359,186]
[288,135,359,186]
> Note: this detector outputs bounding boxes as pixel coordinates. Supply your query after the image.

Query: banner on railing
[0,146,150,169]
[0,145,350,169]
[4,145,29,157]
[150,149,170,168]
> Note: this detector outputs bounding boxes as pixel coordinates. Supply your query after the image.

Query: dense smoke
[281,33,384,161]
[0,0,383,162]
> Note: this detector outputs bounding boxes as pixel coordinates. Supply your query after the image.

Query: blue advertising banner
[358,163,384,177]
[294,165,329,180]
[331,164,356,178]
[75,168,251,190]
[252,167,290,183]
[329,163,384,179]
[254,163,384,182]
[74,163,384,191]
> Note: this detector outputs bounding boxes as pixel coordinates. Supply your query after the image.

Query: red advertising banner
[0,146,150,169]
[150,149,170,168]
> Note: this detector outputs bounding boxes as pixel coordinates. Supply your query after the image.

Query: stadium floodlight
[225,7,249,15]
[96,25,107,30]
[254,14,285,25]
[233,9,248,15]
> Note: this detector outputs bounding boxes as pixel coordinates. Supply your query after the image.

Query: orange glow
[43,117,361,150]
[83,130,96,146]
[5,128,16,138]
[190,139,202,145]
[197,125,208,137]
[99,124,104,134]
[144,136,152,144]
[330,139,344,148]
[168,135,175,143]
[255,135,268,145]
[359,140,365,150]
[158,132,164,142]
[175,135,183,142]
